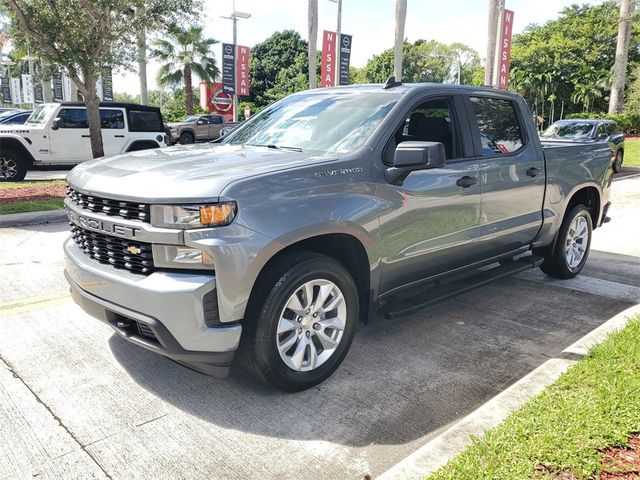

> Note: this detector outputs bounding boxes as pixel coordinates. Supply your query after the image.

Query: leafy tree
[510,2,640,119]
[149,25,219,116]
[248,30,309,107]
[359,40,483,86]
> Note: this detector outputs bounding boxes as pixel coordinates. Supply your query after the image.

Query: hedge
[565,112,640,135]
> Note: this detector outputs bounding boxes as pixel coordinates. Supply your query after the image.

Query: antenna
[383,76,402,89]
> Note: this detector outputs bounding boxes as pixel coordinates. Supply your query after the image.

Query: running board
[381,255,544,320]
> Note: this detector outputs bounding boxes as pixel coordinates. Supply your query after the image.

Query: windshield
[26,104,58,125]
[541,122,595,139]
[182,115,201,123]
[223,90,401,153]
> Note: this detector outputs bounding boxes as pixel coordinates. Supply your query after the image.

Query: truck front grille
[67,187,151,222]
[70,224,155,275]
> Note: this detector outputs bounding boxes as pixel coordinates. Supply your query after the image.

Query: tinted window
[209,116,223,124]
[541,122,595,140]
[128,110,163,132]
[100,109,125,129]
[470,97,524,155]
[58,108,88,128]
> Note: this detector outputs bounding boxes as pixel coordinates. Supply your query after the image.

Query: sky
[114,0,602,95]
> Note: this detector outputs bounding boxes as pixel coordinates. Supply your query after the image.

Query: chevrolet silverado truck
[64,82,612,391]
[0,102,166,181]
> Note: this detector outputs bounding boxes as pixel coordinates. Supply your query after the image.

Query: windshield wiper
[247,143,303,152]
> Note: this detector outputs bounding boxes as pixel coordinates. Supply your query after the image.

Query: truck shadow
[109,253,637,447]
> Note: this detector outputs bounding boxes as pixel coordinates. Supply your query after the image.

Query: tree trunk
[485,0,499,86]
[137,28,148,105]
[393,0,407,81]
[184,64,194,115]
[609,0,636,114]
[308,0,318,89]
[77,69,104,158]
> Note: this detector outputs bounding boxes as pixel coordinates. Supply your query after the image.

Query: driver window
[383,98,458,165]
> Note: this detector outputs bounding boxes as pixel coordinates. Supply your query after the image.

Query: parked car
[168,114,232,144]
[541,119,625,173]
[219,122,241,138]
[0,109,32,125]
[0,102,166,181]
[64,83,612,391]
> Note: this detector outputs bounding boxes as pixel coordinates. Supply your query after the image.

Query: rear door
[100,108,127,155]
[467,95,545,258]
[377,95,483,293]
[208,115,224,139]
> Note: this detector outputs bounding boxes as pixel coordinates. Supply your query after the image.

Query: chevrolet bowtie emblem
[127,245,142,255]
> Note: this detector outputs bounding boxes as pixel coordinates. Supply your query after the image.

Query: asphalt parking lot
[1,174,638,480]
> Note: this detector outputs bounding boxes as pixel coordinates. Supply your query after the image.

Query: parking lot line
[0,291,71,317]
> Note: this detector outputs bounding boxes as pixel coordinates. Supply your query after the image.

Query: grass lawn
[0,198,64,215]
[427,316,640,480]
[0,180,66,190]
[625,138,640,167]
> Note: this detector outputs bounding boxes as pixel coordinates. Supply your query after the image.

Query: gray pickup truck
[64,82,612,391]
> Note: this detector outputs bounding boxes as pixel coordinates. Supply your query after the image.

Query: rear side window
[100,109,125,129]
[470,97,524,156]
[209,116,223,124]
[128,110,163,132]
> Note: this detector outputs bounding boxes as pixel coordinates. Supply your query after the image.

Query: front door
[49,107,92,162]
[194,116,211,141]
[377,96,483,294]
[467,95,545,258]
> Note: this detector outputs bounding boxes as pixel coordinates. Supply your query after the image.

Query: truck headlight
[152,245,215,270]
[150,203,236,229]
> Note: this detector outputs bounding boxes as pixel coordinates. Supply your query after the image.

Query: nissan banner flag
[34,84,44,104]
[1,78,11,103]
[222,43,236,94]
[321,31,336,87]
[236,45,250,97]
[339,34,352,86]
[22,74,34,104]
[497,10,514,89]
[52,72,64,102]
[10,78,22,105]
[102,68,113,101]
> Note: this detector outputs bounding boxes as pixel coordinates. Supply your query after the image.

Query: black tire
[540,204,593,279]
[179,131,195,145]
[239,251,359,392]
[612,150,623,174]
[0,148,28,182]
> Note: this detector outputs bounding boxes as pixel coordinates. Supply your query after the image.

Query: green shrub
[565,112,640,135]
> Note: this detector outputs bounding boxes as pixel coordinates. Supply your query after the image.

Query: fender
[0,134,37,163]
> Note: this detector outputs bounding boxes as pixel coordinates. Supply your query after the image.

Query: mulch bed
[0,184,67,203]
[600,434,640,479]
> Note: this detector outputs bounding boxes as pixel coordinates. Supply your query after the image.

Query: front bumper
[64,238,242,377]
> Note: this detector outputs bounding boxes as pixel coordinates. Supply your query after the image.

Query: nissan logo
[224,45,233,55]
[342,36,350,48]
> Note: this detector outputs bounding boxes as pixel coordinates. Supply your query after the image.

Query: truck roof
[57,102,161,112]
[310,82,521,97]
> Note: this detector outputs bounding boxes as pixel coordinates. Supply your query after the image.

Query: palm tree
[150,25,219,115]
[308,0,318,89]
[609,0,636,114]
[393,0,407,81]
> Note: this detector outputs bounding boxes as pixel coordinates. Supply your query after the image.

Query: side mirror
[386,141,446,184]
[597,133,608,141]
[51,117,63,130]
[196,119,205,125]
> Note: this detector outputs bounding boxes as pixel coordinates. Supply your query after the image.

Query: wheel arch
[0,137,35,165]
[125,140,161,152]
[565,184,600,227]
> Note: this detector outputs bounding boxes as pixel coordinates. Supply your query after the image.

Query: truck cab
[0,102,166,181]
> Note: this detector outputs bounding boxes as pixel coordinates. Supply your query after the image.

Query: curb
[376,303,640,480]
[0,209,67,228]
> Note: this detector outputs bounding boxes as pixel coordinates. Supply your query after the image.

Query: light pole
[221,2,251,122]
[329,0,342,86]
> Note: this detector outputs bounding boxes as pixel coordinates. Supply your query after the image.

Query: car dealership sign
[321,31,353,87]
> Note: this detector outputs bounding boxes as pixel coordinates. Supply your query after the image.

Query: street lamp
[329,0,342,86]
[220,4,251,122]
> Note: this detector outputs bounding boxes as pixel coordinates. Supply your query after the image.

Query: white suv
[0,102,167,181]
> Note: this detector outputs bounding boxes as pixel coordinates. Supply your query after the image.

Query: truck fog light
[152,245,214,270]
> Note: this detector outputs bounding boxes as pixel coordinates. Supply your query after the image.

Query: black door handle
[526,167,541,177]
[81,134,90,138]
[456,176,478,188]
[114,135,125,138]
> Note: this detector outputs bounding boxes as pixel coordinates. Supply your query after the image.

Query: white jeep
[0,102,167,181]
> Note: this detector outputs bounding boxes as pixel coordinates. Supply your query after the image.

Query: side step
[381,255,543,320]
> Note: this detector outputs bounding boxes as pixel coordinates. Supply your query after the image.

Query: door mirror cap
[393,141,446,169]
[196,119,206,125]
[597,133,608,140]
[51,117,62,130]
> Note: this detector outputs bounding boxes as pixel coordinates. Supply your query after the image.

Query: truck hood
[66,143,329,203]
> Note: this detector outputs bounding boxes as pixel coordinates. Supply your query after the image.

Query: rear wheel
[179,131,195,145]
[0,149,27,182]
[540,204,593,279]
[612,150,623,173]
[239,252,358,392]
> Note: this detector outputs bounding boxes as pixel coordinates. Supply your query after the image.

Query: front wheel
[540,204,593,279]
[0,149,27,182]
[612,150,623,174]
[179,131,195,145]
[239,252,358,392]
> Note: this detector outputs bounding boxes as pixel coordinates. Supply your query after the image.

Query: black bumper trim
[65,271,235,377]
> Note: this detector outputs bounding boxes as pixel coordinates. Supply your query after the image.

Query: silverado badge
[127,245,142,255]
